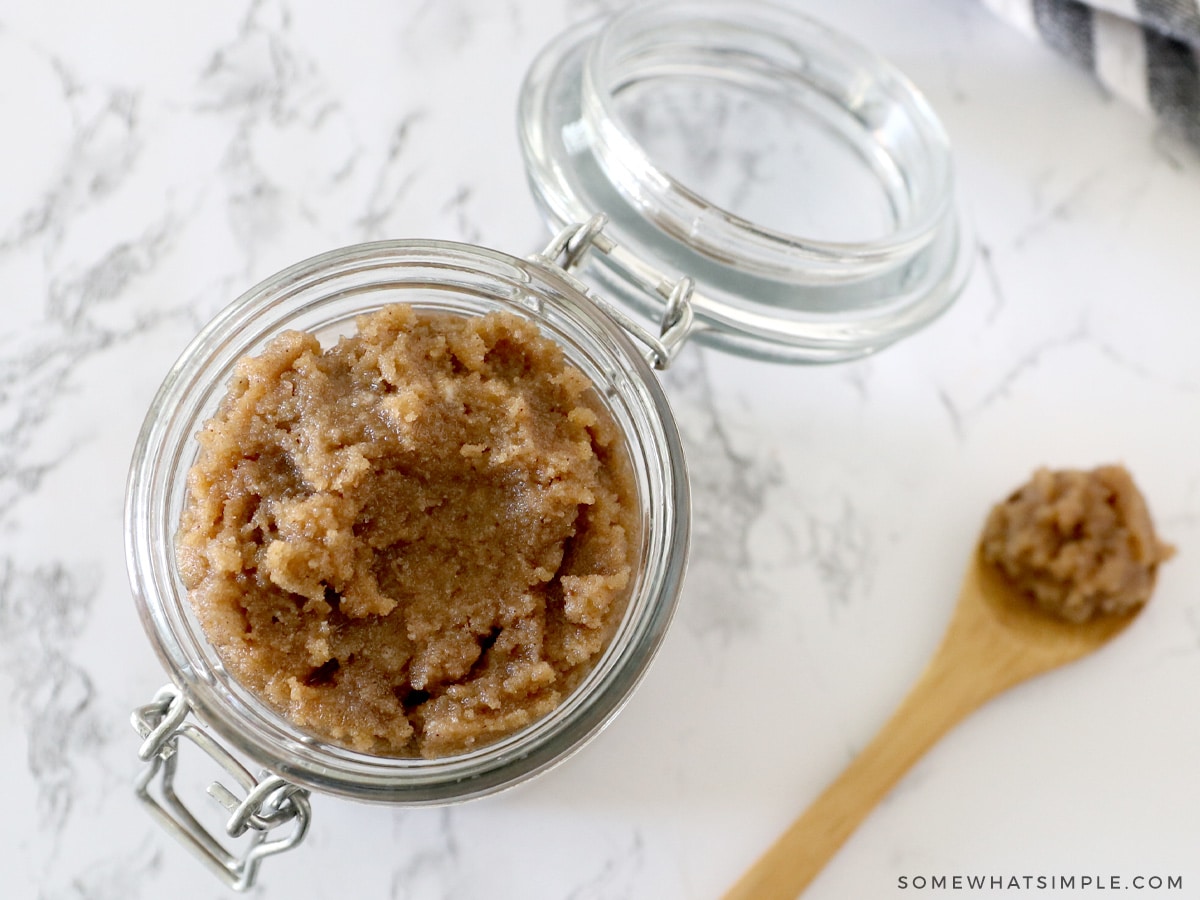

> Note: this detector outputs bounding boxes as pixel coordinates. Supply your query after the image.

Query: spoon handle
[722,591,1019,900]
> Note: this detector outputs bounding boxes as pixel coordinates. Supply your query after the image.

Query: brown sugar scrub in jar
[176,304,639,758]
[980,465,1174,623]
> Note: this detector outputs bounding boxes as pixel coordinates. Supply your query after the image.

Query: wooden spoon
[723,547,1142,900]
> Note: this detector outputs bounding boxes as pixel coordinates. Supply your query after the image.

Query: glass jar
[126,0,970,889]
[127,241,690,887]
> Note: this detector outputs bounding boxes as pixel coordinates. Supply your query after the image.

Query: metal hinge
[131,685,311,891]
[534,215,696,370]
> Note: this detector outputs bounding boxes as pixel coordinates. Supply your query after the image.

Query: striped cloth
[983,0,1200,146]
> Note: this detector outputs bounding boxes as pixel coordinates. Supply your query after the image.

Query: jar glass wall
[125,241,690,804]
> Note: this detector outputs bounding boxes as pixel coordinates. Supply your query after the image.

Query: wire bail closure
[131,685,312,891]
[534,215,696,370]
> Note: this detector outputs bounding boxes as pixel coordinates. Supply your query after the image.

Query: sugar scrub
[980,465,1173,623]
[176,306,638,757]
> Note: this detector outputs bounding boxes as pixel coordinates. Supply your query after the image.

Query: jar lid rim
[517,0,973,362]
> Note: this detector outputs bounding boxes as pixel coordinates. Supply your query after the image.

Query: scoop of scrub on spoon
[723,464,1173,900]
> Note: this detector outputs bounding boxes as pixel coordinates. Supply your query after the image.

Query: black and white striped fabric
[983,0,1200,146]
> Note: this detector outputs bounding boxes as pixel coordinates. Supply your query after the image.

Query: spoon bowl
[722,547,1143,900]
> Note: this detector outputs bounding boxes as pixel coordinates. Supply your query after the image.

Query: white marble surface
[3,0,1200,897]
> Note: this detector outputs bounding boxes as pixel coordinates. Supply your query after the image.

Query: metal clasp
[131,685,312,891]
[534,215,696,370]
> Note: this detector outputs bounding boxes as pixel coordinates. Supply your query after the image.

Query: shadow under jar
[126,0,971,890]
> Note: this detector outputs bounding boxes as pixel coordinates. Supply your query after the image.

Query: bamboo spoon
[723,546,1143,900]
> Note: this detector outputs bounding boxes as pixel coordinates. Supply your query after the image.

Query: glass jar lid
[518,0,973,362]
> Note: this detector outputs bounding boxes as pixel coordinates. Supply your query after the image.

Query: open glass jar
[126,0,971,889]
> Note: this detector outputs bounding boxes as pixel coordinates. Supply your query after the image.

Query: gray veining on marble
[3,0,1200,898]
[662,350,780,643]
